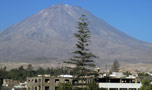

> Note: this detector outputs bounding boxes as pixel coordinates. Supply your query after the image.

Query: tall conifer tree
[65,15,97,87]
[110,59,120,72]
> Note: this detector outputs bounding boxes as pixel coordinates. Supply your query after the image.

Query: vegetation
[123,71,131,77]
[139,79,152,90]
[57,81,106,90]
[0,67,5,90]
[64,15,97,88]
[86,81,100,90]
[86,81,106,90]
[138,72,151,77]
[110,59,120,72]
[0,64,70,89]
[57,82,73,90]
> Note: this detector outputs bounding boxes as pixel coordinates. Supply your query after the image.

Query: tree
[123,71,131,77]
[0,67,3,90]
[0,66,8,90]
[87,81,99,90]
[139,79,152,90]
[27,64,33,71]
[57,83,73,90]
[27,64,34,77]
[65,15,97,88]
[110,59,120,72]
[36,67,45,75]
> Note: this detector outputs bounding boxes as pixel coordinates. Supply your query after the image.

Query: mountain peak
[0,4,152,64]
[45,4,85,13]
[52,4,72,7]
[47,4,73,10]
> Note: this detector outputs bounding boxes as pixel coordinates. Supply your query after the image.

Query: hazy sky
[0,0,152,43]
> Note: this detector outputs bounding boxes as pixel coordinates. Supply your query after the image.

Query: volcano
[0,4,152,65]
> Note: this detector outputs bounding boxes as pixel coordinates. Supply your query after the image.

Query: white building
[96,77,141,90]
[109,72,126,78]
[99,83,141,90]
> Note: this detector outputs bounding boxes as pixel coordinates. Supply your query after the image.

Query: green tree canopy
[57,83,73,90]
[139,79,152,90]
[110,59,120,72]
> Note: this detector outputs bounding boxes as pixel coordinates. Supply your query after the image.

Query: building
[145,72,152,76]
[25,68,146,90]
[96,77,141,90]
[95,71,142,90]
[109,72,126,78]
[2,79,19,90]
[13,82,27,90]
[27,74,88,90]
[2,79,27,90]
[27,74,95,90]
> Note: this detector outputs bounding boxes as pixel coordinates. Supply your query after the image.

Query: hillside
[0,4,152,65]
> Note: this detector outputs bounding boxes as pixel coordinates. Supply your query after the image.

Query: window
[35,79,37,83]
[45,79,50,83]
[35,87,37,90]
[55,87,58,90]
[39,79,41,82]
[45,86,49,90]
[28,87,30,90]
[65,79,69,83]
[32,79,34,83]
[55,79,59,83]
[72,80,78,85]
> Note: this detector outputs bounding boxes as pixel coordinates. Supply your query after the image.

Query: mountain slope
[0,4,152,64]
